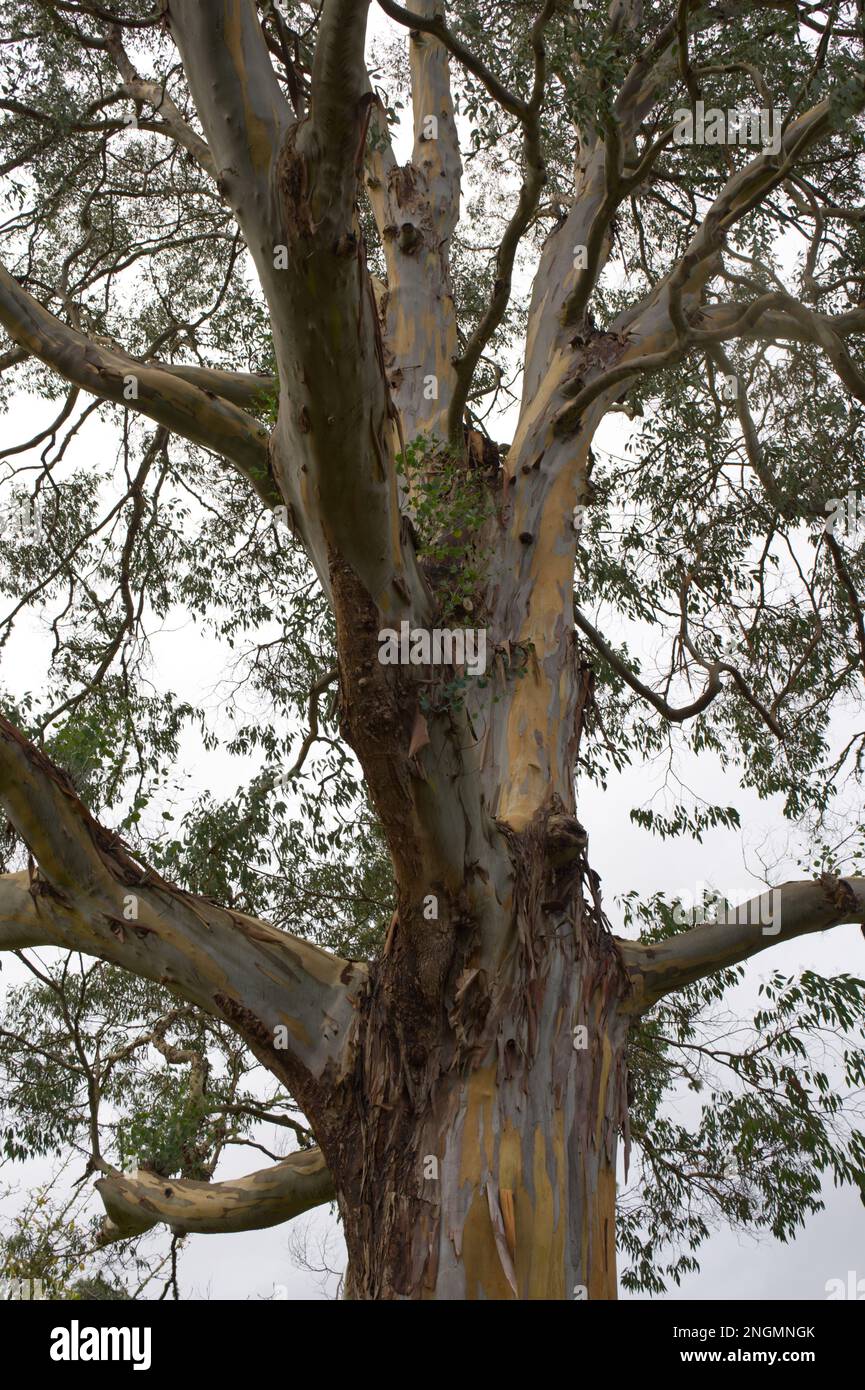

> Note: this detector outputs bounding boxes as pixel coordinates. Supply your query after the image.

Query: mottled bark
[365,2,461,442]
[331,808,631,1300]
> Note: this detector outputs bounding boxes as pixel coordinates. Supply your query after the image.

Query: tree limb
[573,605,722,722]
[307,0,375,219]
[447,0,556,443]
[619,875,865,1012]
[364,6,463,440]
[103,23,217,177]
[165,0,291,197]
[0,715,365,1117]
[156,363,277,412]
[95,1147,334,1243]
[0,264,278,507]
[376,0,525,119]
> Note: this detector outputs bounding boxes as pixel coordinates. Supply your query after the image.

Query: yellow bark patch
[587,1162,617,1300]
[594,1032,613,1149]
[496,1114,567,1298]
[458,1064,496,1188]
[526,1117,566,1299]
[498,1118,521,1190]
[274,1014,311,1046]
[223,1,273,174]
[461,1186,518,1299]
[500,1187,517,1261]
[499,429,588,828]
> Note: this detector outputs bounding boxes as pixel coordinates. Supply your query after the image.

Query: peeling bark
[328,800,631,1300]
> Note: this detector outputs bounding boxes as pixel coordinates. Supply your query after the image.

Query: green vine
[396,433,493,624]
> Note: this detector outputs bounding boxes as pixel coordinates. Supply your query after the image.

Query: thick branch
[700,301,865,346]
[0,265,277,507]
[165,0,291,198]
[364,7,463,441]
[0,871,68,950]
[0,716,364,1111]
[95,1148,334,1243]
[307,0,374,220]
[620,875,865,1012]
[409,2,462,233]
[158,363,277,412]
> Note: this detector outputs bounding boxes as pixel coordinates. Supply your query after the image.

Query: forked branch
[0,265,278,507]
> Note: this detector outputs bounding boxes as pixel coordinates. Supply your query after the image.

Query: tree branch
[409,2,462,235]
[447,0,556,443]
[165,0,292,198]
[376,0,525,119]
[619,875,865,1012]
[95,1147,334,1243]
[307,0,374,219]
[155,363,277,412]
[363,5,463,441]
[0,715,365,1117]
[103,23,217,177]
[573,605,722,722]
[0,264,278,508]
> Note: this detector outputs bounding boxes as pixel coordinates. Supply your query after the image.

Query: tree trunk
[330,815,632,1301]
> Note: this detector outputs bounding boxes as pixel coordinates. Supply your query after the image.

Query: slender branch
[103,24,217,177]
[376,0,526,118]
[555,66,865,429]
[281,669,340,782]
[447,0,556,443]
[573,606,722,722]
[824,532,865,677]
[700,301,865,345]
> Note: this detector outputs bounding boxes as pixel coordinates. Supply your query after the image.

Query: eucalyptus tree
[1,0,865,1301]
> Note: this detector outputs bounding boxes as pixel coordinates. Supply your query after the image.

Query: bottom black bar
[0,1297,857,1375]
